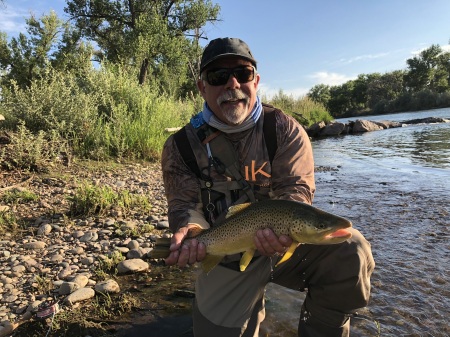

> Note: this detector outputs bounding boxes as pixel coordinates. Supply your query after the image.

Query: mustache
[216,90,249,105]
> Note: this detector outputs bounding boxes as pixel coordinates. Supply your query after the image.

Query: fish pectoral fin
[201,254,225,274]
[275,242,299,267]
[239,248,256,272]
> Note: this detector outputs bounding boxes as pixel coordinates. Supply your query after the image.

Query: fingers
[170,240,206,267]
[254,229,293,256]
[164,225,207,267]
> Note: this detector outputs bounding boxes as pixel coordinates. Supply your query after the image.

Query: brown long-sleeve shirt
[161,108,315,232]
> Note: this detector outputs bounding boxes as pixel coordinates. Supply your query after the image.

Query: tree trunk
[139,58,149,85]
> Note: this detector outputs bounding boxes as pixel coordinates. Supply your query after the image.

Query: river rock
[352,119,384,133]
[117,259,149,274]
[59,282,80,295]
[373,120,403,129]
[64,287,95,305]
[306,121,326,137]
[37,223,52,236]
[58,268,75,280]
[94,279,120,294]
[127,240,140,250]
[320,122,346,136]
[79,231,98,242]
[71,275,89,288]
[23,241,46,250]
[126,248,146,259]
[156,220,170,229]
[81,256,95,265]
[401,117,449,124]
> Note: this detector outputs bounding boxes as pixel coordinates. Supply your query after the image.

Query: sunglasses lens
[234,67,254,83]
[207,69,231,86]
[206,66,255,86]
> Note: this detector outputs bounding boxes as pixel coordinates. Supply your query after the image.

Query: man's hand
[165,224,207,267]
[254,228,294,256]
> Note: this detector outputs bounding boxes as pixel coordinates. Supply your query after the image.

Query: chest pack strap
[174,105,278,178]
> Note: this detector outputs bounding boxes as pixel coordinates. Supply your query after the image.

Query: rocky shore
[0,162,172,336]
[305,116,450,137]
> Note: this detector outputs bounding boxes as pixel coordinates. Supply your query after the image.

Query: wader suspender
[174,105,278,224]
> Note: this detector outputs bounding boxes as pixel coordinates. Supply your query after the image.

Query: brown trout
[150,199,352,273]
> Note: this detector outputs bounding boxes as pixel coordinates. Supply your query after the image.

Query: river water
[262,108,450,336]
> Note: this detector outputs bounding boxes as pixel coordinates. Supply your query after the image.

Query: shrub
[264,90,333,126]
[0,65,197,161]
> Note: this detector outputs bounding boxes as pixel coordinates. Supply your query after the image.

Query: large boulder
[401,117,449,124]
[352,119,384,133]
[373,120,403,129]
[320,122,346,136]
[306,121,326,137]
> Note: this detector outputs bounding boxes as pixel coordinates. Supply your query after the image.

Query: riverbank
[0,160,347,337]
[0,161,183,336]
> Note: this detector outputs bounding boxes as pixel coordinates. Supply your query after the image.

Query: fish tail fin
[275,242,299,267]
[201,255,225,274]
[148,237,171,259]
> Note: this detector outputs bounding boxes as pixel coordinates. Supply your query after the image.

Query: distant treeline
[307,44,450,117]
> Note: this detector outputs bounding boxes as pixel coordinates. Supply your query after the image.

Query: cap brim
[201,54,257,72]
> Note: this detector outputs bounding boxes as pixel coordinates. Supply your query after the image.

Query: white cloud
[338,52,390,64]
[309,72,356,86]
[411,44,450,56]
[0,6,29,35]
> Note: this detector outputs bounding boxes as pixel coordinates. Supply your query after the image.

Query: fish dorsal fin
[226,203,252,219]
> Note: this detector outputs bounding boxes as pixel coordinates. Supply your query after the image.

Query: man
[161,37,375,337]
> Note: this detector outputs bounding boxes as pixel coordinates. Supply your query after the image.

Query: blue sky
[1,0,450,97]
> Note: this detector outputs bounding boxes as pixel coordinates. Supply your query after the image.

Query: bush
[0,65,197,161]
[0,122,70,171]
[264,90,333,126]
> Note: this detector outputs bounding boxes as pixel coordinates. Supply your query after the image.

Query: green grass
[67,182,151,217]
[1,66,333,168]
[0,189,39,204]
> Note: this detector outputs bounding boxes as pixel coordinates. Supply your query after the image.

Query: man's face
[197,57,260,126]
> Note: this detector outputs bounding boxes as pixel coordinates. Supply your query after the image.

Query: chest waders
[173,104,279,226]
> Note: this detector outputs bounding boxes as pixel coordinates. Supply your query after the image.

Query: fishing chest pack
[173,104,279,224]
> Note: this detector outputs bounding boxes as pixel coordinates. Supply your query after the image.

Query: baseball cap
[200,38,257,72]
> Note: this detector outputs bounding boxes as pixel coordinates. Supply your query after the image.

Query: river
[262,107,450,336]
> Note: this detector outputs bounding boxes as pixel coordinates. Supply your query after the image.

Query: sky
[1,0,450,98]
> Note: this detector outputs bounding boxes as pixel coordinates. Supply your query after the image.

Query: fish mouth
[324,228,352,240]
[321,221,353,241]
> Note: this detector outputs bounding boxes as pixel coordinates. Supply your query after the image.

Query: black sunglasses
[204,65,256,86]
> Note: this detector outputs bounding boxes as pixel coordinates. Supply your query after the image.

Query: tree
[366,70,404,110]
[307,84,330,107]
[0,11,94,88]
[404,44,450,93]
[64,0,220,95]
[327,82,355,117]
